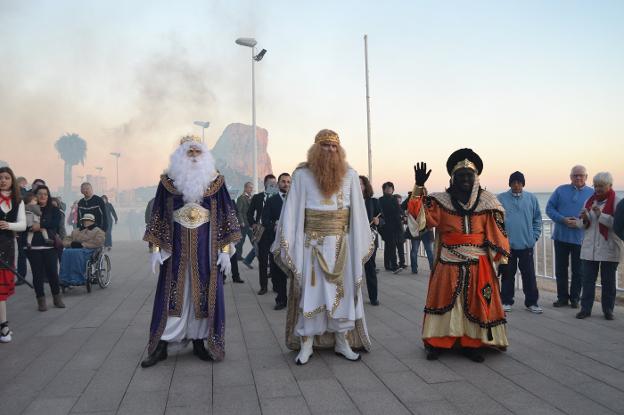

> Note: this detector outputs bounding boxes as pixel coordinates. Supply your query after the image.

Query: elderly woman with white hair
[576,172,622,321]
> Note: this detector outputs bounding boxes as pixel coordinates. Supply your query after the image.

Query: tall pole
[364,35,373,183]
[115,156,119,203]
[251,47,258,192]
[201,127,205,143]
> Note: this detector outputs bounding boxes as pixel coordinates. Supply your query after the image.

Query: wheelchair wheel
[85,260,92,293]
[97,254,111,288]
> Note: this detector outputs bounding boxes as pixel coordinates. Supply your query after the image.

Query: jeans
[236,226,256,263]
[26,248,60,298]
[364,245,378,302]
[580,260,618,315]
[500,248,539,307]
[409,231,434,273]
[554,240,583,303]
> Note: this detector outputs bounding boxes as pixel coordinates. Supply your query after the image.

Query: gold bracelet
[220,244,231,254]
[150,245,160,253]
[411,184,426,198]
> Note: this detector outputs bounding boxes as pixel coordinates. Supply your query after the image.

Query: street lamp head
[254,49,267,62]
[110,152,121,158]
[193,121,210,128]
[235,37,257,48]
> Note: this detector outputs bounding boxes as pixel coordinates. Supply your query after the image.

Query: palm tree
[55,133,87,199]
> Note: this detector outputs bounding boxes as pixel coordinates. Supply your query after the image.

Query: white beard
[166,141,218,203]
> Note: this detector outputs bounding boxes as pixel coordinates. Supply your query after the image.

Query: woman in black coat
[360,176,382,306]
[26,186,65,311]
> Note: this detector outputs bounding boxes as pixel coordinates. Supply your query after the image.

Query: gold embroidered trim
[171,227,189,316]
[160,174,225,197]
[189,227,202,318]
[304,208,349,236]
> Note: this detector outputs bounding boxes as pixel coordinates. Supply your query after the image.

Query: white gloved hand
[217,252,232,277]
[151,251,164,274]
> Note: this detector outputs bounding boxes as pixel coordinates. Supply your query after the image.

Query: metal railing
[379,218,623,292]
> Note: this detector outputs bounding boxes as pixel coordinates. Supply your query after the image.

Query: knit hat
[509,171,525,186]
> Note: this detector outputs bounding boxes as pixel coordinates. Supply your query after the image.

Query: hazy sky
[2,0,623,195]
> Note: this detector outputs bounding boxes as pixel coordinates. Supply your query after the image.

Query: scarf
[584,188,615,240]
[0,193,12,209]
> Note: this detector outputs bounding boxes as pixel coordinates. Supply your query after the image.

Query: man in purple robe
[141,135,241,367]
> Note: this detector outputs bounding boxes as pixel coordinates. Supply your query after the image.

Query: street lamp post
[235,37,267,191]
[193,121,210,143]
[110,152,121,203]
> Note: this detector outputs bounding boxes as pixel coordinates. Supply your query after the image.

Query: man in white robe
[272,129,374,364]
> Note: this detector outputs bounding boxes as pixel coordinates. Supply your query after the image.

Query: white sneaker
[527,305,543,314]
[295,336,314,365]
[503,304,512,312]
[0,325,12,343]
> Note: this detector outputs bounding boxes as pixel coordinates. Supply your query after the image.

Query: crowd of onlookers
[230,165,622,320]
[0,167,118,343]
[2,162,621,345]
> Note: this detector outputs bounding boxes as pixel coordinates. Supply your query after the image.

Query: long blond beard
[307,143,348,198]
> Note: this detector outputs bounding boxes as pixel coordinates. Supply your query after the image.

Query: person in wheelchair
[59,213,105,286]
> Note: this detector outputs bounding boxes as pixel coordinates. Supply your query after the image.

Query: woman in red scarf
[576,172,622,320]
[0,167,26,343]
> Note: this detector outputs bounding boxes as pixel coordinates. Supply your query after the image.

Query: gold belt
[303,208,350,287]
[304,208,350,237]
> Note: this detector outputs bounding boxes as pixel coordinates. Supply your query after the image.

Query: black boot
[425,345,441,361]
[461,347,485,363]
[192,339,213,361]
[141,340,168,368]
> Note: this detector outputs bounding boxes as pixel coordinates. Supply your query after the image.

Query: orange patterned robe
[408,188,510,349]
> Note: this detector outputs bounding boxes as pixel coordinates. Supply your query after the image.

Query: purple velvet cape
[143,175,241,360]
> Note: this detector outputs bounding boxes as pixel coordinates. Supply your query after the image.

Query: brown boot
[37,296,47,312]
[52,294,66,308]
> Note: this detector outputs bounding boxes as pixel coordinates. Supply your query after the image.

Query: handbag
[251,224,265,243]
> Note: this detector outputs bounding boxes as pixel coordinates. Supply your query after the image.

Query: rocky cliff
[211,123,273,194]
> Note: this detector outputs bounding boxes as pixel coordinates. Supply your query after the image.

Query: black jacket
[261,192,285,243]
[78,195,108,231]
[247,192,268,227]
[379,194,403,237]
[30,204,62,247]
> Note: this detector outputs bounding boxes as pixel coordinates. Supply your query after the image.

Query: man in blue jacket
[498,172,543,313]
[546,165,594,308]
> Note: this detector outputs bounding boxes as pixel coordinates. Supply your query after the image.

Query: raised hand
[414,162,432,186]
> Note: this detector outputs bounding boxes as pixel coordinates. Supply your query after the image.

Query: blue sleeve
[546,187,565,223]
[533,196,542,241]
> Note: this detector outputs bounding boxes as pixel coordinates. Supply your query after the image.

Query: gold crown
[451,159,478,175]
[179,135,202,145]
[314,129,340,145]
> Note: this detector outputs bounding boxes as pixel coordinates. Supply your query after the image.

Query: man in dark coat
[379,182,405,273]
[262,173,291,309]
[247,174,277,294]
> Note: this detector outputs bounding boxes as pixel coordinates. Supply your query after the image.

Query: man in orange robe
[407,149,510,362]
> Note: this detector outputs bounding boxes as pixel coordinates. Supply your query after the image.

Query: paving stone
[260,396,312,415]
[21,397,77,415]
[4,241,623,414]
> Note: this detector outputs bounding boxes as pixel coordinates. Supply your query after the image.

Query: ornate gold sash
[303,208,350,287]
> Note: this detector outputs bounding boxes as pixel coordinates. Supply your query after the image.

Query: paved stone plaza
[1,241,623,415]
